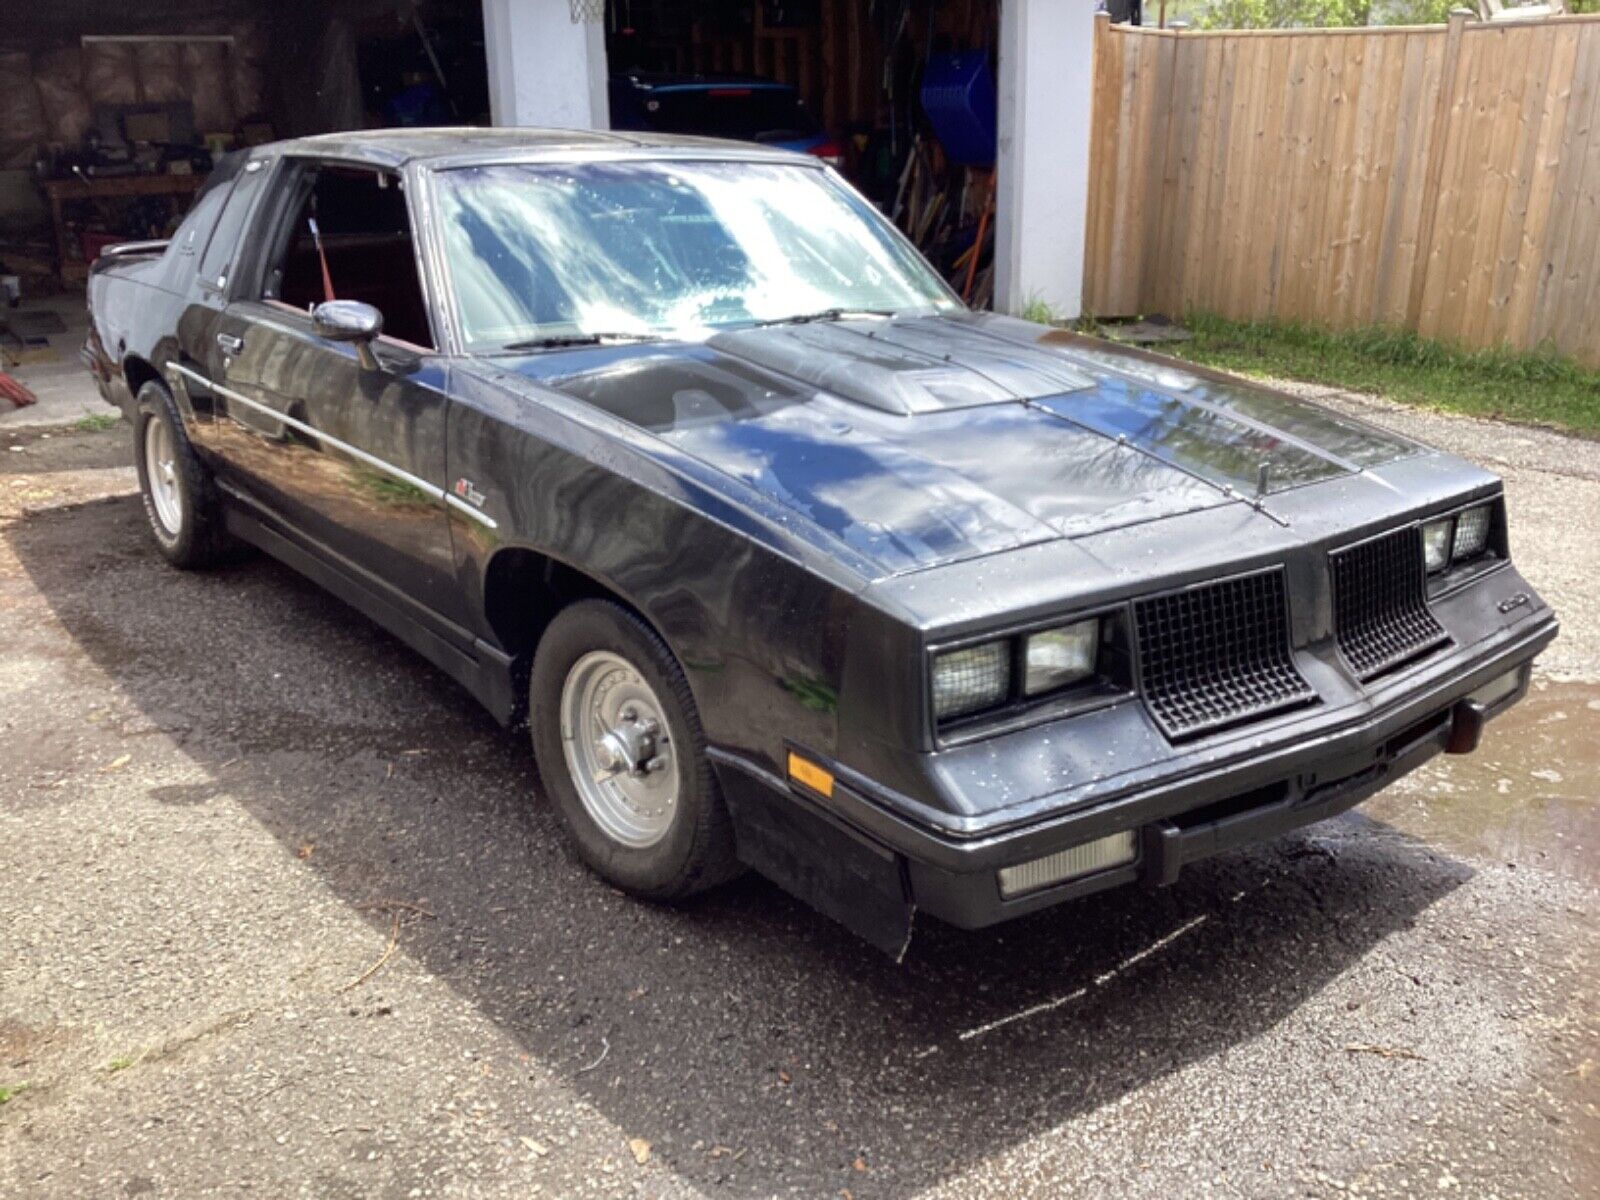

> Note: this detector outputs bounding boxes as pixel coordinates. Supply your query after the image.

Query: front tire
[530,599,741,899]
[132,380,233,569]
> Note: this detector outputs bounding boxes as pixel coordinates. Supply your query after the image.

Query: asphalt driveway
[2,390,1596,1198]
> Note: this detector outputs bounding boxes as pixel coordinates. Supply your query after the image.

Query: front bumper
[715,609,1555,953]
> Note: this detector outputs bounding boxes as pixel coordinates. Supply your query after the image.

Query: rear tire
[132,379,235,569]
[530,599,741,899]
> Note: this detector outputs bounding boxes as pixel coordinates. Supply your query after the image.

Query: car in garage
[608,72,844,167]
[82,128,1557,955]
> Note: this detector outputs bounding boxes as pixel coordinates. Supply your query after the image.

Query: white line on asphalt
[1094,913,1209,985]
[956,913,1209,1043]
[957,987,1090,1041]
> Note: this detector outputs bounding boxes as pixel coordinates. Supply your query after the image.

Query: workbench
[40,173,204,283]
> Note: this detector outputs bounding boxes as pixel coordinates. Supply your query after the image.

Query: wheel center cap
[595,723,653,773]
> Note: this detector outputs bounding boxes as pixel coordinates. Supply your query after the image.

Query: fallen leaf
[296,842,315,859]
[1344,1041,1426,1062]
[778,1070,792,1085]
[853,1156,868,1172]
[628,1137,651,1166]
[100,754,131,773]
[520,1136,549,1158]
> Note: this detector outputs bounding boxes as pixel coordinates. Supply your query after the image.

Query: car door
[204,158,467,628]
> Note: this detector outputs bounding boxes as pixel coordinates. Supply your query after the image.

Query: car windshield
[433,160,961,351]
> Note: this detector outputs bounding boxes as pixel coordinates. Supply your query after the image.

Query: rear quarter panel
[87,255,188,415]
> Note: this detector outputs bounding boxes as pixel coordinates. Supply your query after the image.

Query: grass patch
[0,1081,30,1104]
[1019,297,1059,326]
[1153,314,1600,438]
[73,413,121,433]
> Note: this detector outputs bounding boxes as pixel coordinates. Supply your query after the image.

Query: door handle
[216,333,244,354]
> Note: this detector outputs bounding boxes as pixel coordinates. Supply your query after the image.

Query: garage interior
[0,0,1106,408]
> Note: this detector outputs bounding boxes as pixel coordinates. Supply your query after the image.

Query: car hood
[486,313,1420,577]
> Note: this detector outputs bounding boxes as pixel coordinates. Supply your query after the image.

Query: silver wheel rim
[559,650,679,849]
[144,416,183,536]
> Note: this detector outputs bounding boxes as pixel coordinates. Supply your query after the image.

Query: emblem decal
[452,478,487,508]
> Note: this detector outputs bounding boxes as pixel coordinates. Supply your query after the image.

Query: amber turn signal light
[786,751,835,799]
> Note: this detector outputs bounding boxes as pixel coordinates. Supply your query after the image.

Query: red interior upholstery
[279,233,433,349]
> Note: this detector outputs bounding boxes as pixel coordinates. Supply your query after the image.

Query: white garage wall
[482,0,609,130]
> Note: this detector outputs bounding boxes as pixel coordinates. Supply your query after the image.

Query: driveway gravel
[1,382,1595,1199]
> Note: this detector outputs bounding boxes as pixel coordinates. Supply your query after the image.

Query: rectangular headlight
[1024,619,1098,695]
[932,641,1010,720]
[1421,517,1453,574]
[1452,504,1492,560]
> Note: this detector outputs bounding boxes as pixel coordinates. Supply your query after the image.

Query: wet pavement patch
[1370,679,1600,886]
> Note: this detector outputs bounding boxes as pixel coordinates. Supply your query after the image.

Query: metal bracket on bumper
[1141,722,1429,888]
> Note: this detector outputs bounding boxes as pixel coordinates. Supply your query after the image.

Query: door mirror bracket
[312,300,384,371]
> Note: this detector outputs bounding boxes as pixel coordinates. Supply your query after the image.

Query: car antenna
[1256,462,1270,504]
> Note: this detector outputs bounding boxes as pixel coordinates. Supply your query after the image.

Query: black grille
[1134,570,1317,741]
[1331,526,1450,680]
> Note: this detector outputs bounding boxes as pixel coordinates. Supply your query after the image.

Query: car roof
[259,126,807,170]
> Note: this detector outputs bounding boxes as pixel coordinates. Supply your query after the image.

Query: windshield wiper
[499,331,662,352]
[751,307,898,328]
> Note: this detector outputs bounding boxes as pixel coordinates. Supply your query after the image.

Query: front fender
[445,371,865,777]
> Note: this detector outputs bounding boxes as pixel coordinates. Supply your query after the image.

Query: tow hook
[1446,700,1486,755]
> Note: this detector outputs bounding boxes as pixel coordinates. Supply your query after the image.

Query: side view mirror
[312,300,383,370]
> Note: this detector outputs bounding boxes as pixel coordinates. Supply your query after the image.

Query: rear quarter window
[197,161,269,292]
[156,151,248,292]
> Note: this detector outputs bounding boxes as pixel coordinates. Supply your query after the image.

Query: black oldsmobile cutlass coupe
[85,129,1557,954]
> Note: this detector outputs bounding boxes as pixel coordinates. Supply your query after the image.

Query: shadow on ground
[7,493,1473,1196]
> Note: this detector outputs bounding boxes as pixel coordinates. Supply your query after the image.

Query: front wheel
[530,599,741,899]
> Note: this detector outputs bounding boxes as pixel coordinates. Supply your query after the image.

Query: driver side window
[261,164,435,350]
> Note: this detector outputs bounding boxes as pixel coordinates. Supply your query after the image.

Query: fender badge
[452,478,486,508]
[1497,592,1530,614]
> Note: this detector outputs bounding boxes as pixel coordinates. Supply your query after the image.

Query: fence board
[1546,24,1600,355]
[1084,14,1600,368]
[1521,25,1591,342]
[1502,24,1579,347]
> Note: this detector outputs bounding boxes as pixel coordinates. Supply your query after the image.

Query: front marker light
[1024,619,1099,695]
[932,641,1011,720]
[1421,518,1453,574]
[998,830,1139,898]
[1452,504,1492,560]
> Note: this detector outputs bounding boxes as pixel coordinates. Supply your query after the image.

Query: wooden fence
[1084,12,1600,367]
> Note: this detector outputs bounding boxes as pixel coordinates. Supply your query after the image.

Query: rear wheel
[132,379,235,568]
[530,599,741,899]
